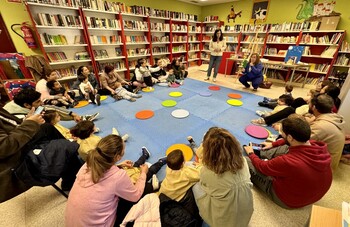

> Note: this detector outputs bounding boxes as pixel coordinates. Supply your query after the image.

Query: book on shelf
[115,47,122,56]
[320,46,337,57]
[46,52,68,62]
[74,51,90,60]
[74,35,84,44]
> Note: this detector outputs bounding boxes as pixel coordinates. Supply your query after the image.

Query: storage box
[319,16,340,30]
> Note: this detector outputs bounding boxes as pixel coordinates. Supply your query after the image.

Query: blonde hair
[86,135,124,183]
[202,127,244,175]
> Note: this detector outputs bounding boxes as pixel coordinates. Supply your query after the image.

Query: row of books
[27,0,80,8]
[47,52,68,62]
[309,63,330,72]
[128,59,149,68]
[89,35,121,44]
[320,46,337,57]
[74,51,90,60]
[152,47,169,53]
[97,61,125,73]
[123,21,148,30]
[189,25,201,33]
[188,36,199,42]
[266,35,299,43]
[37,13,81,27]
[172,35,187,42]
[269,21,319,32]
[127,48,149,56]
[125,36,148,43]
[340,41,350,52]
[93,49,108,59]
[188,44,200,50]
[227,44,238,52]
[241,35,265,43]
[202,35,211,41]
[151,36,170,43]
[204,16,219,22]
[203,25,220,32]
[299,33,342,44]
[56,67,76,77]
[150,23,170,32]
[85,17,120,29]
[201,52,210,59]
[172,24,187,32]
[41,33,68,45]
[172,45,186,52]
[334,54,350,66]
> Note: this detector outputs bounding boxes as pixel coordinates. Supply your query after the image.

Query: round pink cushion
[245,125,269,139]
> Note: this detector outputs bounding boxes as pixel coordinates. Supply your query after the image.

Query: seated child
[78,74,101,106]
[158,149,201,201]
[258,84,293,109]
[119,146,167,192]
[255,94,294,118]
[166,68,183,86]
[70,121,129,161]
[43,110,73,140]
[70,120,102,161]
[46,80,76,108]
[135,58,159,89]
[115,82,142,102]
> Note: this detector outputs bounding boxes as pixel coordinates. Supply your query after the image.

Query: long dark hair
[212,29,223,42]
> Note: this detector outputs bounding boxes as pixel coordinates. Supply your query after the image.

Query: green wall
[202,0,349,42]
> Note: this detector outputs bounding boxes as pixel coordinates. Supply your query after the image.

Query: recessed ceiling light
[200,0,207,1]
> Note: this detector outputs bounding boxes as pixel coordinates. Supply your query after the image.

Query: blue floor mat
[61,78,277,180]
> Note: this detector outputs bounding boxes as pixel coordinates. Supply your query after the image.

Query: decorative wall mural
[296,0,314,20]
[250,0,270,23]
[227,5,242,23]
[313,0,336,16]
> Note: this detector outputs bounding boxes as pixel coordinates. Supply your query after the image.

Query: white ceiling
[177,0,240,6]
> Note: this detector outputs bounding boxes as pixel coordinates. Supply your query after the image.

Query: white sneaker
[152,174,159,190]
[112,127,119,136]
[213,78,216,82]
[122,134,129,142]
[256,110,268,117]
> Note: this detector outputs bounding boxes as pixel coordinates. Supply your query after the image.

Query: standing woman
[205,29,226,82]
[239,53,263,91]
[193,127,254,227]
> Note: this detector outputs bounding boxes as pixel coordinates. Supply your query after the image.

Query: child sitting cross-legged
[166,68,182,87]
[43,110,73,140]
[158,149,202,201]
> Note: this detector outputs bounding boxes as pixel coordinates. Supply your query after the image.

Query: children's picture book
[284,46,305,64]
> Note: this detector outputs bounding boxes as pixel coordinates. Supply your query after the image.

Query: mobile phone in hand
[251,142,264,149]
[34,106,44,115]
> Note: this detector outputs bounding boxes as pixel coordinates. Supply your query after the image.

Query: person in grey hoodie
[309,94,346,171]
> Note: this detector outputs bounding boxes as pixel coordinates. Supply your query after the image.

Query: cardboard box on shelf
[319,16,340,30]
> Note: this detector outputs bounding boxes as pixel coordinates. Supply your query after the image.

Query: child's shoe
[141,146,151,159]
[158,156,167,166]
[130,98,136,102]
[135,94,142,98]
[95,94,101,106]
[256,110,269,117]
[180,80,184,85]
[94,127,100,133]
[152,174,159,190]
[122,134,129,142]
[112,127,120,135]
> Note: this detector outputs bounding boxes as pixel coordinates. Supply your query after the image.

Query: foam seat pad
[171,83,180,88]
[208,85,220,91]
[100,95,108,101]
[245,125,269,139]
[166,144,193,161]
[158,82,168,87]
[142,87,155,92]
[227,93,242,99]
[162,100,177,107]
[169,91,182,97]
[227,99,243,106]
[199,91,212,97]
[74,100,89,108]
[135,110,154,120]
[171,109,189,118]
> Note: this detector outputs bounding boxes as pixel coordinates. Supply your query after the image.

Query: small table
[261,60,311,88]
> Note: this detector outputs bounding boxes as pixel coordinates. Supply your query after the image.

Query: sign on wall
[250,0,270,23]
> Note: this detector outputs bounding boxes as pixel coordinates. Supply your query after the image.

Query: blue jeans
[207,55,222,78]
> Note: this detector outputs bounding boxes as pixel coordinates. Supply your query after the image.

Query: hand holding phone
[34,106,44,115]
[250,142,264,149]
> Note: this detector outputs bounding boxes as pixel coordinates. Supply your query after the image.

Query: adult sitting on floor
[243,117,332,209]
[308,94,345,171]
[0,107,82,203]
[3,88,98,122]
[99,65,134,99]
[71,66,99,100]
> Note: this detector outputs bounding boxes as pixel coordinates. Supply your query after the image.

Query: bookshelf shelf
[91,43,122,46]
[27,2,78,10]
[49,59,91,66]
[151,30,170,33]
[95,56,125,61]
[82,9,119,15]
[301,55,334,59]
[333,64,350,67]
[125,42,150,45]
[87,28,121,31]
[127,54,151,58]
[152,52,171,56]
[152,42,170,45]
[57,75,78,82]
[36,26,84,30]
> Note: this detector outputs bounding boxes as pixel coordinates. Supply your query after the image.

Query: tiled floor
[1,68,349,227]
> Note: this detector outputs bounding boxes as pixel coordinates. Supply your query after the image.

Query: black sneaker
[141,146,151,159]
[95,94,101,106]
[158,156,167,166]
[83,113,99,121]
